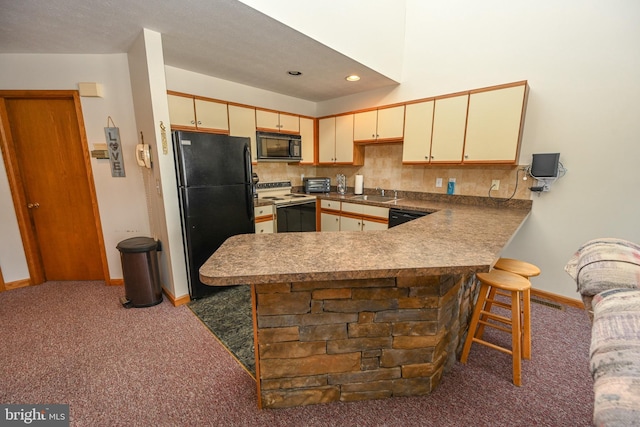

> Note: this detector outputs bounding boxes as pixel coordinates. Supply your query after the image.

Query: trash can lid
[116,237,158,253]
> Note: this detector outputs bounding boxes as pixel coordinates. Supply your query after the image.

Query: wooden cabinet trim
[255,215,274,223]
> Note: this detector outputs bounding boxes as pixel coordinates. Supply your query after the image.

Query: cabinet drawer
[341,202,363,215]
[321,199,341,211]
[362,205,389,219]
[255,221,274,234]
[254,205,274,217]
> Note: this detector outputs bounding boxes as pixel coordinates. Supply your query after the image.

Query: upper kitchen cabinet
[299,117,315,164]
[463,81,528,164]
[318,114,362,165]
[256,109,300,133]
[228,104,258,162]
[353,105,405,143]
[430,94,469,163]
[402,100,434,163]
[167,91,229,133]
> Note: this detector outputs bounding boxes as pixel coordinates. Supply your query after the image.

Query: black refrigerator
[173,130,255,299]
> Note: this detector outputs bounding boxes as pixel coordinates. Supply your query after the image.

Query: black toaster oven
[303,177,331,193]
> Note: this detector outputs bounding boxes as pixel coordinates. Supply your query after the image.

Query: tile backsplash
[254,143,531,200]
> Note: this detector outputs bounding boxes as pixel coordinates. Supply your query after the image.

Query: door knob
[27,202,40,209]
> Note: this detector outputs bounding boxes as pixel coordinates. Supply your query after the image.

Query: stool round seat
[494,258,541,278]
[476,270,531,291]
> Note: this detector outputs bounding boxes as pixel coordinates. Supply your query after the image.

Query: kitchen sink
[349,195,401,203]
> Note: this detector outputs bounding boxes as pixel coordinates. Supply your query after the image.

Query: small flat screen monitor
[531,153,560,178]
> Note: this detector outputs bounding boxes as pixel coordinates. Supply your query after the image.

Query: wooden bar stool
[460,269,532,386]
[492,258,540,360]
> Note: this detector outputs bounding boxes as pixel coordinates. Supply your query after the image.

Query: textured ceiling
[0,0,399,101]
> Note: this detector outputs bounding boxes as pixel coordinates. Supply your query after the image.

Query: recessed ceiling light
[345,75,360,82]
[287,71,302,76]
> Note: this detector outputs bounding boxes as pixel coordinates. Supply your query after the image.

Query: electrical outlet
[491,179,500,191]
[436,177,443,188]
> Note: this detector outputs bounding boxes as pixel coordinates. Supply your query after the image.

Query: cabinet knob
[190,120,195,124]
[197,121,202,125]
[464,155,469,159]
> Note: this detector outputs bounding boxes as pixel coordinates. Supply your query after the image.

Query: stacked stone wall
[254,272,478,409]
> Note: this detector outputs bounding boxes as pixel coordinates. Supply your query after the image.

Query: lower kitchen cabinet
[254,205,275,234]
[320,201,388,232]
[320,212,341,232]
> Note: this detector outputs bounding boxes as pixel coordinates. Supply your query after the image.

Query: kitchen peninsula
[200,194,531,409]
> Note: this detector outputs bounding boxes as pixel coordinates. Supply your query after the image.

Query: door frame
[0,90,111,285]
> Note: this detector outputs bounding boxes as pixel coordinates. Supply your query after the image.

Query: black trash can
[116,237,162,308]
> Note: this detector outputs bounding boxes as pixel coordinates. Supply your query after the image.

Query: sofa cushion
[565,238,640,297]
[590,288,640,426]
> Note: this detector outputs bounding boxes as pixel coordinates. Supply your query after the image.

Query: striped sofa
[565,238,640,426]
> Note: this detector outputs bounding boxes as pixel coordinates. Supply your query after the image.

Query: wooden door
[0,91,108,283]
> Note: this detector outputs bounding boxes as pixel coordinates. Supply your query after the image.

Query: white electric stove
[255,181,317,206]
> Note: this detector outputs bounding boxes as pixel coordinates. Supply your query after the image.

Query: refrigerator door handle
[244,144,254,220]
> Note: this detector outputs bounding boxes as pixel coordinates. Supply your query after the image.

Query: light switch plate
[436,178,443,188]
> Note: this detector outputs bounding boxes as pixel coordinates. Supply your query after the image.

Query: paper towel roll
[354,174,364,195]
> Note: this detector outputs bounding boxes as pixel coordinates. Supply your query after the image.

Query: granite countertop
[199,192,532,286]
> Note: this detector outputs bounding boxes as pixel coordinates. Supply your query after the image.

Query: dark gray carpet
[188,286,255,376]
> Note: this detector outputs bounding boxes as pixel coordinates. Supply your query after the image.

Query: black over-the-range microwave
[256,131,302,162]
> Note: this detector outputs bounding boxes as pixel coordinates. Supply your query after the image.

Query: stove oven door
[276,201,316,232]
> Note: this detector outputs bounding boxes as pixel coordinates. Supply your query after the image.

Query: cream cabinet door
[256,110,299,133]
[464,84,527,163]
[354,106,404,142]
[353,110,377,142]
[279,113,300,133]
[255,110,279,131]
[299,117,315,164]
[320,212,341,232]
[167,94,196,127]
[318,117,336,163]
[195,99,228,131]
[340,215,362,231]
[403,101,434,163]
[376,105,405,140]
[430,95,468,163]
[229,105,257,161]
[334,114,354,163]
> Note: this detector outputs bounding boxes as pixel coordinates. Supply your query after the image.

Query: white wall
[238,0,406,82]
[0,53,150,281]
[317,0,640,299]
[127,29,189,299]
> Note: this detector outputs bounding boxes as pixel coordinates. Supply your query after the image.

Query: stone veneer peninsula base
[252,272,478,409]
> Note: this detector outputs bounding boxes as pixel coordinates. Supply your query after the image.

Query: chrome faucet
[375,187,385,196]
[393,189,398,199]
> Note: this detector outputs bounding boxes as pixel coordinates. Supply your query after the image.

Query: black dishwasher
[388,208,429,228]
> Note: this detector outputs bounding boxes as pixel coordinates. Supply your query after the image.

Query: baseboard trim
[531,288,584,310]
[109,278,124,286]
[4,278,31,290]
[163,288,191,307]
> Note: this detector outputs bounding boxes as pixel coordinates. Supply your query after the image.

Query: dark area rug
[187,286,255,376]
